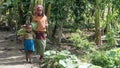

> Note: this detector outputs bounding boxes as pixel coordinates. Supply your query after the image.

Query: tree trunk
[95,0,101,45]
[37,0,43,5]
[18,3,24,25]
[30,0,35,14]
[104,4,111,34]
[58,22,63,43]
[101,10,105,35]
[8,8,12,31]
[52,23,58,38]
[46,4,52,37]
[46,4,51,20]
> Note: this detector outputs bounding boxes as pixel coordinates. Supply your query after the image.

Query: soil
[0,31,80,68]
[0,31,79,68]
[0,31,40,68]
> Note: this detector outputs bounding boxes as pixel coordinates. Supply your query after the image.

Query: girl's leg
[28,51,33,63]
[39,39,46,61]
[39,55,44,61]
[25,51,29,62]
[35,32,46,61]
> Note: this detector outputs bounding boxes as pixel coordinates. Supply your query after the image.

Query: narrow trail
[0,31,78,68]
[0,31,40,68]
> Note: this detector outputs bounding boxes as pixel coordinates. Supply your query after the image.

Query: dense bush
[91,48,120,68]
[69,29,95,51]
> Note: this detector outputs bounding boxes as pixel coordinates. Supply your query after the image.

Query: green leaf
[17,28,26,35]
[44,50,57,58]
[107,50,117,57]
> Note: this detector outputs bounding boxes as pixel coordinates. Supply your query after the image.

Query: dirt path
[0,31,40,68]
[0,31,79,68]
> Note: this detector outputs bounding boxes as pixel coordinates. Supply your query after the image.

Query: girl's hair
[35,5,45,17]
[25,24,32,29]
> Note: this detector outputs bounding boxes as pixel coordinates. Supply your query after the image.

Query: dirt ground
[0,31,40,68]
[0,31,81,68]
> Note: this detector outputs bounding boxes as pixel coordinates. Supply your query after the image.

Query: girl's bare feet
[28,61,32,63]
[39,55,44,61]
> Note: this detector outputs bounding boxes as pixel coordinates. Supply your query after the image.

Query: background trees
[0,0,119,46]
[0,0,120,67]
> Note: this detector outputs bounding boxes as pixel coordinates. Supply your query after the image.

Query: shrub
[69,29,95,51]
[42,50,101,68]
[91,48,120,68]
[106,29,118,46]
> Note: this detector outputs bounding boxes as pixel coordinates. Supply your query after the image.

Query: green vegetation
[0,0,120,68]
[41,50,102,68]
[91,48,120,68]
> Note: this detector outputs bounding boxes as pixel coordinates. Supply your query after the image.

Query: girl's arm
[32,16,38,22]
[21,36,24,49]
[43,16,48,28]
[32,32,36,39]
[45,17,48,28]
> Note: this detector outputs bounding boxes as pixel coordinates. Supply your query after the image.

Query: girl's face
[26,28,32,32]
[37,8,43,16]
[25,25,32,32]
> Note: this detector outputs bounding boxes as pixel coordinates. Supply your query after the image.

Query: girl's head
[35,5,44,16]
[24,24,32,32]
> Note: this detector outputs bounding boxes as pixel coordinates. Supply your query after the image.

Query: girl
[22,24,35,63]
[32,5,48,61]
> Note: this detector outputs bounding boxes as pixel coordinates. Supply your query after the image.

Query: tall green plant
[106,29,118,47]
[69,29,94,51]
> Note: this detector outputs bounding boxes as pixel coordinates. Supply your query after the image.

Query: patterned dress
[32,15,48,55]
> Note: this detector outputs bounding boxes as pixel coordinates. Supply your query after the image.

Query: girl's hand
[45,24,48,27]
